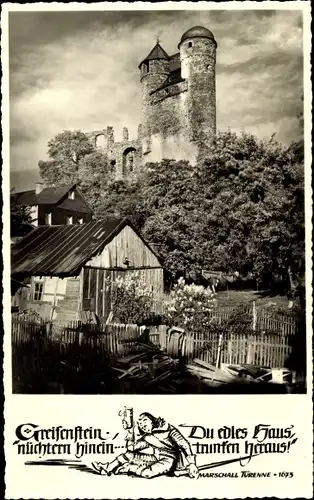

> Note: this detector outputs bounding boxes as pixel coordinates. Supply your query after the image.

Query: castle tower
[139,42,169,154]
[179,26,217,147]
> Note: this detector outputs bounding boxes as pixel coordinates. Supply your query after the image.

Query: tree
[39,130,96,186]
[139,132,304,293]
[92,176,144,227]
[136,159,205,279]
[10,191,33,238]
[38,129,304,296]
[76,151,112,207]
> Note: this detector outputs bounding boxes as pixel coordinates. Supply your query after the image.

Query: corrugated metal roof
[11,219,126,277]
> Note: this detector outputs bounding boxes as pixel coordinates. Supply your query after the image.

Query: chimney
[35,182,43,194]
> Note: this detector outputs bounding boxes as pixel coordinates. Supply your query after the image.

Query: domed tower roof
[139,42,169,68]
[178,26,217,48]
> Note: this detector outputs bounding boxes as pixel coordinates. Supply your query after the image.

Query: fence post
[252,301,257,331]
[246,301,257,365]
[215,333,223,369]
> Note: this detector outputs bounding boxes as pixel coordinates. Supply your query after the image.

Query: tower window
[188,42,193,48]
[142,62,149,74]
[68,190,75,200]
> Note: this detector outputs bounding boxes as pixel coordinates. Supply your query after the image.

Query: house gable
[85,223,162,269]
[55,187,93,214]
[12,184,92,214]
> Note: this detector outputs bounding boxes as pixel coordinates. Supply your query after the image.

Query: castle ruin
[88,26,217,176]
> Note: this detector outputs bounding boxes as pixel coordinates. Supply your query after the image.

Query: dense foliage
[138,132,304,292]
[10,191,34,237]
[165,277,217,334]
[39,130,304,294]
[109,273,154,325]
[38,130,110,207]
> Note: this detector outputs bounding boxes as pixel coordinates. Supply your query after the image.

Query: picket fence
[150,300,297,336]
[148,326,293,369]
[182,331,292,368]
[11,318,142,393]
[12,315,295,384]
[11,319,140,356]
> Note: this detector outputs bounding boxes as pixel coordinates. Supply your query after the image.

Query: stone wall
[144,81,197,163]
[180,37,216,146]
[85,29,217,175]
[140,36,216,165]
[87,126,142,177]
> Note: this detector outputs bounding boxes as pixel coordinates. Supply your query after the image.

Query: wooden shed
[11,218,164,323]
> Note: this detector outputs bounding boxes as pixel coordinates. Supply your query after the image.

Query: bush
[226,305,253,335]
[165,277,217,335]
[110,273,154,325]
[16,309,47,324]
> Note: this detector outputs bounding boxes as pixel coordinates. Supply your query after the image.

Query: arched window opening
[188,41,193,48]
[95,134,106,149]
[122,147,136,176]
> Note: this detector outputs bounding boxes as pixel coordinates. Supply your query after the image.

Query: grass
[215,290,290,310]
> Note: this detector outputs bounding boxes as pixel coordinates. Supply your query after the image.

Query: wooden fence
[183,331,292,368]
[150,299,297,336]
[11,314,297,393]
[11,319,140,354]
[11,318,140,393]
[148,326,294,369]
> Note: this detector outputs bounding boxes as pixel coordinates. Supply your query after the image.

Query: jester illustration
[92,408,199,478]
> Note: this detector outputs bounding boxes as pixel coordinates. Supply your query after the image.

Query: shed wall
[85,225,161,268]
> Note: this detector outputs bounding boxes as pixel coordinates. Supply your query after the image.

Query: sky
[8,7,304,190]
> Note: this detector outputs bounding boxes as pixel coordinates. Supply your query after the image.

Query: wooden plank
[95,269,99,316]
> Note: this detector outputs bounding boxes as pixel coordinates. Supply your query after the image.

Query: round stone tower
[139,42,169,154]
[179,26,217,147]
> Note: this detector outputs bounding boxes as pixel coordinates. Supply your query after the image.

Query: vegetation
[109,273,154,325]
[38,129,304,297]
[165,277,217,334]
[10,191,33,237]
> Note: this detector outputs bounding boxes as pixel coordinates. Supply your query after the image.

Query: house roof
[57,196,92,214]
[139,42,169,68]
[13,184,77,206]
[11,218,162,277]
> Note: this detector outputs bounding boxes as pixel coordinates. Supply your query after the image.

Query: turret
[179,26,217,145]
[139,42,170,153]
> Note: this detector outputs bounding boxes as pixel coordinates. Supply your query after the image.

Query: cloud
[8,9,303,189]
